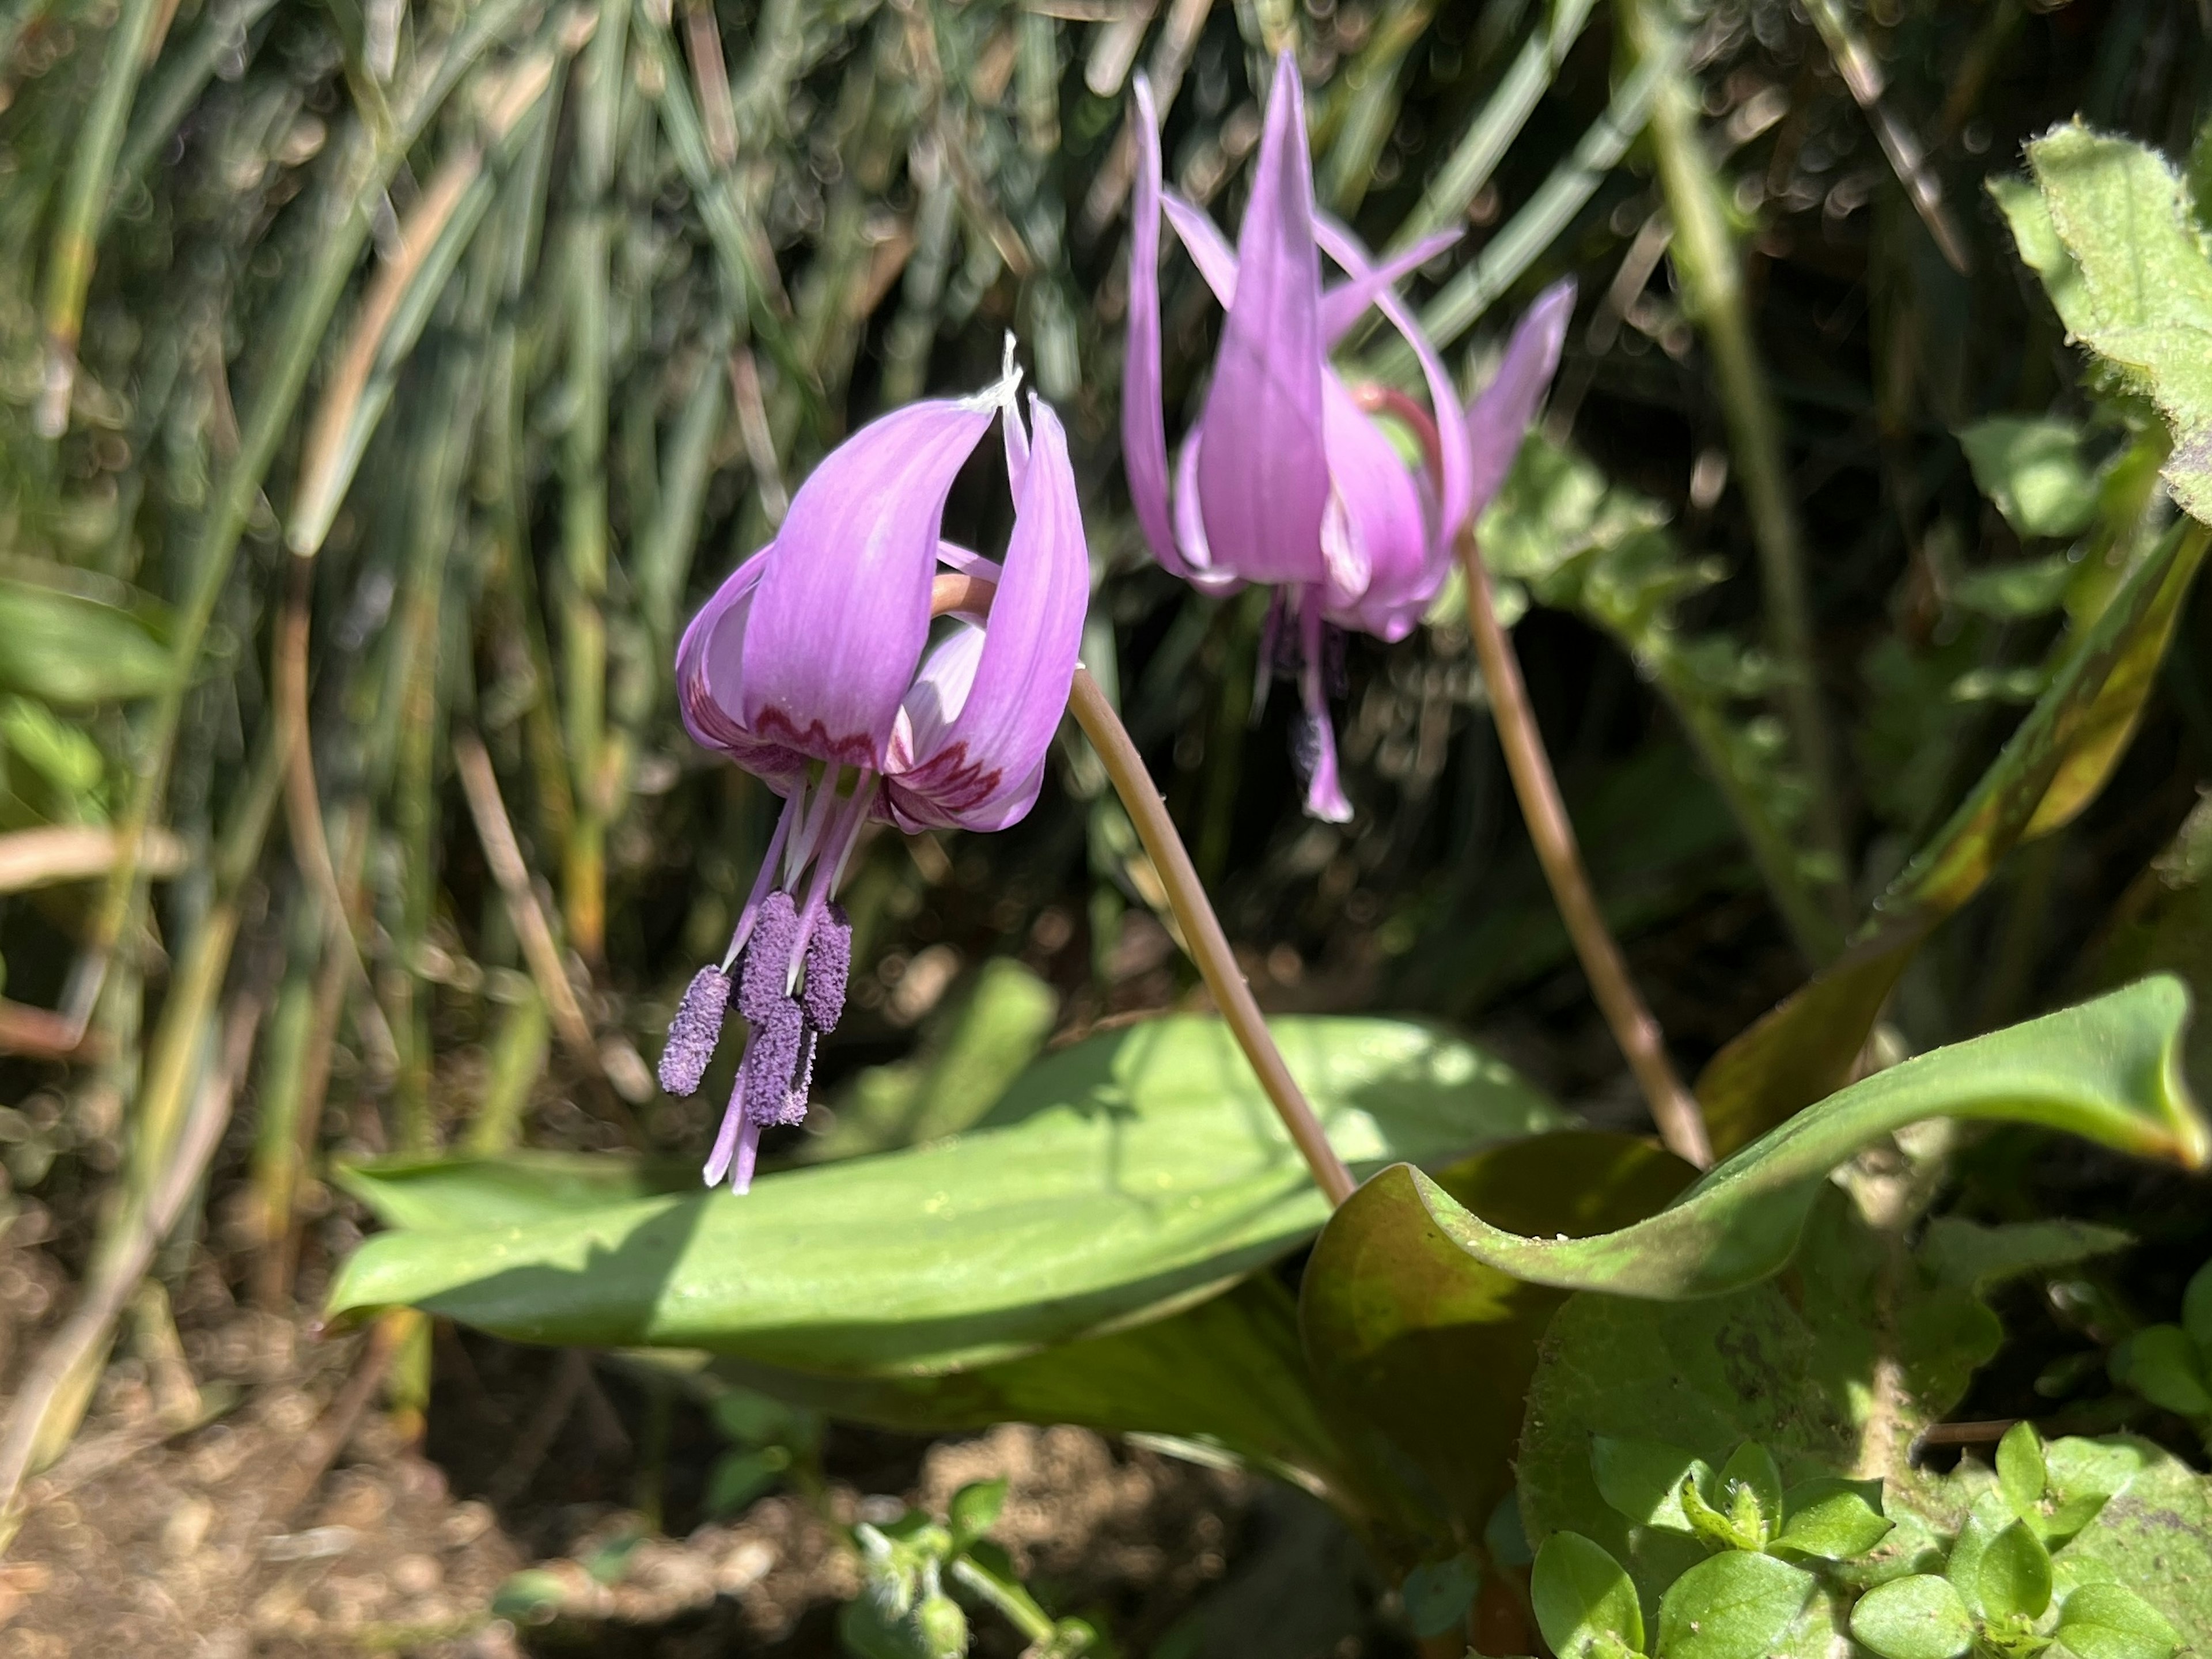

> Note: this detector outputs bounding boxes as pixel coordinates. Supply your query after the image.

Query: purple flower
[1123,51,1473,821]
[660,365,1089,1192]
[1464,278,1576,518]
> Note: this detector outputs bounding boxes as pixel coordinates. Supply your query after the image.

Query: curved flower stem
[1067,668,1359,1205]
[1456,531,1714,1170]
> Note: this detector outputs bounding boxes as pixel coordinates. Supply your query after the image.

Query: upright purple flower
[660,365,1089,1192]
[1123,50,1474,821]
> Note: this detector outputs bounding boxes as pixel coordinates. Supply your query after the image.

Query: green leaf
[1968,1520,2052,1622]
[1517,1195,2124,1615]
[1849,1575,1975,1659]
[2181,1259,2212,1357]
[1694,517,2209,1154]
[1959,417,2105,540]
[1355,980,2200,1302]
[1298,1131,1694,1535]
[704,1446,789,1515]
[1531,1532,1645,1659]
[946,1479,1006,1550]
[325,1015,1565,1374]
[1773,1477,1892,1559]
[2025,123,2212,524]
[0,578,173,705]
[335,1149,690,1230]
[2111,1325,2212,1416]
[1400,1555,1483,1640]
[1653,1550,1813,1659]
[1715,1442,1783,1548]
[1998,1422,2052,1521]
[1592,1438,1710,1533]
[2043,1440,2212,1642]
[2057,1583,2183,1659]
[1951,555,2080,620]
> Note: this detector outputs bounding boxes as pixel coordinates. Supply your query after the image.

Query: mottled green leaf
[1298,1131,1692,1536]
[1959,416,2104,540]
[1696,517,2208,1154]
[1363,980,2196,1302]
[330,1016,1563,1376]
[1850,1575,1975,1659]
[1653,1550,1813,1659]
[1532,1532,1644,1659]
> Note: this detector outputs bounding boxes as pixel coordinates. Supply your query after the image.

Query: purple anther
[801,904,853,1033]
[740,996,805,1126]
[658,965,732,1097]
[739,890,800,1021]
[779,1028,819,1126]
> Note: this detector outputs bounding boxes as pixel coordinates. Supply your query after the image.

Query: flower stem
[1066,667,1359,1206]
[1456,532,1714,1170]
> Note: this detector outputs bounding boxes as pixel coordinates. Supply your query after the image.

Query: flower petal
[675,553,811,786]
[1319,229,1461,344]
[1298,595,1353,823]
[1319,377,1431,640]
[1172,429,1244,595]
[1468,278,1577,512]
[1192,50,1328,586]
[740,399,994,768]
[888,396,1090,830]
[1161,190,1238,305]
[1123,74,1195,580]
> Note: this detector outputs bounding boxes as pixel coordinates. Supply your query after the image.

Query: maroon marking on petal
[746,705,884,770]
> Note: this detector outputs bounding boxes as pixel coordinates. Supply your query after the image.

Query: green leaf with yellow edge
[325,1014,1564,1376]
[1297,1131,1694,1536]
[1695,518,2208,1156]
[2025,123,2212,524]
[1359,979,2198,1302]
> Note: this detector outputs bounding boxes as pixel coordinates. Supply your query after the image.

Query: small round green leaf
[1774,1477,1893,1559]
[1850,1575,1975,1659]
[2058,1584,2182,1659]
[2112,1325,2212,1416]
[1654,1550,1814,1659]
[1997,1421,2050,1520]
[1532,1532,1645,1659]
[948,1478,1007,1548]
[1972,1520,2054,1622]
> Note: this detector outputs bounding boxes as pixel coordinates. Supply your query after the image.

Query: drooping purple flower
[664,364,1089,1192]
[1123,50,1473,821]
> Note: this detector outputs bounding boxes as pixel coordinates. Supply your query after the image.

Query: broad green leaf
[2111,1325,2212,1416]
[1532,1532,1644,1659]
[1517,1192,2127,1614]
[1592,1438,1710,1533]
[328,1016,1562,1374]
[1968,1520,2052,1621]
[1773,1477,1891,1559]
[1696,518,2208,1154]
[2026,124,2212,524]
[1850,1575,1975,1659]
[1363,980,2196,1301]
[2058,1583,2183,1659]
[0,578,173,704]
[2043,1439,2212,1645]
[1653,1550,1813,1659]
[1298,1131,1693,1535]
[1998,1422,2052,1522]
[806,959,1060,1160]
[335,1149,689,1230]
[1959,417,2104,540]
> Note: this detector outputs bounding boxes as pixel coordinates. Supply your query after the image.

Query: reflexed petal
[1312,214,1472,556]
[1161,191,1238,305]
[1319,229,1460,343]
[1468,278,1577,511]
[889,396,1090,830]
[1319,377,1431,640]
[1172,431,1244,594]
[1123,75,1191,579]
[675,553,810,786]
[740,399,994,768]
[1192,50,1328,586]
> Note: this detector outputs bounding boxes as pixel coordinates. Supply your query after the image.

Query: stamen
[658,965,731,1097]
[739,892,800,1021]
[740,997,805,1124]
[779,1028,818,1126]
[801,905,852,1033]
[721,789,804,971]
[703,1075,747,1185]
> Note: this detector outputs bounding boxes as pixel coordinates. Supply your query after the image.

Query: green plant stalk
[948,1555,1059,1646]
[35,0,164,438]
[1625,0,1849,922]
[248,906,321,1278]
[1317,0,1437,216]
[466,990,550,1153]
[70,0,538,1034]
[558,0,630,965]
